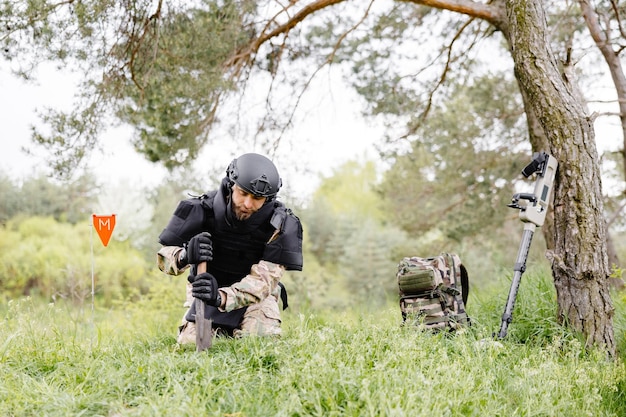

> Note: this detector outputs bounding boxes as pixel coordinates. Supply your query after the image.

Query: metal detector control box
[507,152,558,227]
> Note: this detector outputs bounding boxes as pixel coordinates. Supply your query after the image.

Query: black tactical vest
[159,185,303,286]
[208,188,278,286]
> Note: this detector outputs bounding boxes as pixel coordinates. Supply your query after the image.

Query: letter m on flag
[93,214,116,247]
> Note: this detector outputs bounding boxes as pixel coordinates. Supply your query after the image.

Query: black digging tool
[195,261,213,352]
[497,152,558,339]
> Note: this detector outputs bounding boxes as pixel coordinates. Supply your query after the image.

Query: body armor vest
[209,188,277,287]
[159,185,303,284]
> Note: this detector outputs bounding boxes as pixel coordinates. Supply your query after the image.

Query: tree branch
[579,0,626,193]
[609,0,626,40]
[398,0,505,26]
[225,0,346,76]
[400,17,477,140]
[261,0,377,151]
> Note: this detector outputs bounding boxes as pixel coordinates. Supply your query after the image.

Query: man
[157,153,303,343]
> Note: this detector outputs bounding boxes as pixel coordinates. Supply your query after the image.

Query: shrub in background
[0,216,158,306]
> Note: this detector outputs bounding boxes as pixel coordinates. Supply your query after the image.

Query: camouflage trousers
[178,289,281,343]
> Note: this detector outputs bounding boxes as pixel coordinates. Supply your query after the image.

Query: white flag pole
[91,216,95,314]
[90,216,96,346]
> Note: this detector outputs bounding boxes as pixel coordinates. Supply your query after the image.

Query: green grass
[1,272,625,417]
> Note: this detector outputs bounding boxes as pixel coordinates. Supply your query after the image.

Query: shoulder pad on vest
[158,192,215,246]
[269,203,288,231]
[263,205,303,271]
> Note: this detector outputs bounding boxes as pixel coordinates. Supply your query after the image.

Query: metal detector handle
[518,153,558,227]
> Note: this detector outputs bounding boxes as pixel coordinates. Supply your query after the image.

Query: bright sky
[0,63,384,201]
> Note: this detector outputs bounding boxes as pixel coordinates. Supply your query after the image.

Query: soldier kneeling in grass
[157,153,303,343]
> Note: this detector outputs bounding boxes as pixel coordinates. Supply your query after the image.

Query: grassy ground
[1,272,625,416]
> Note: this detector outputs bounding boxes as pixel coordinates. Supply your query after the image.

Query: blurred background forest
[2,0,626,312]
[1,144,625,312]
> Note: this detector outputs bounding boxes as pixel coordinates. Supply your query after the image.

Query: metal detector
[497,152,558,339]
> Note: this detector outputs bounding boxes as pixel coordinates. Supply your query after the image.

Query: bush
[0,216,160,306]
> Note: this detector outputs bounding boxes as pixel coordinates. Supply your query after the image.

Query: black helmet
[226,153,282,198]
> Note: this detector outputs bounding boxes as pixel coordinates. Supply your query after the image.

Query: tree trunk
[499,0,615,356]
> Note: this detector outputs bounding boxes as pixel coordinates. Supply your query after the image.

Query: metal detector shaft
[498,223,535,339]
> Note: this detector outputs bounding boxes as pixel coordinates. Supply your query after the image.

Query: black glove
[191,272,222,307]
[180,232,213,267]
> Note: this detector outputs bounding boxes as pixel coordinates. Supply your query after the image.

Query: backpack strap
[460,263,469,305]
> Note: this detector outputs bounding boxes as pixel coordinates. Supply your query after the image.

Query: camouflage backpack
[397,253,469,331]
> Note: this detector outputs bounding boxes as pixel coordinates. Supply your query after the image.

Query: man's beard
[233,205,253,221]
[235,212,251,221]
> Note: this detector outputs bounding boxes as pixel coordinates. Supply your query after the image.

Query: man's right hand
[179,232,213,267]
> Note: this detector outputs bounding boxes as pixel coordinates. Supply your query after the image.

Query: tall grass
[1,269,625,417]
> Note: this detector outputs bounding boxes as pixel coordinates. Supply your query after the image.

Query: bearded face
[230,184,266,221]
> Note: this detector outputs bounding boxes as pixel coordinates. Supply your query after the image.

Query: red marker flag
[93,214,116,247]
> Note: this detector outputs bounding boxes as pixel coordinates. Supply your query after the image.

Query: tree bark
[499,0,615,356]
